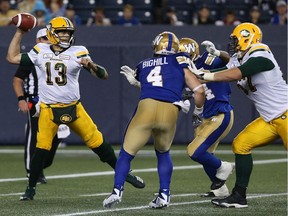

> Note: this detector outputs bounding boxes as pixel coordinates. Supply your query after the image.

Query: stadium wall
[0,25,286,145]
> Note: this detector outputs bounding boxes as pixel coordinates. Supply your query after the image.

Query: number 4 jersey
[135,53,190,103]
[24,43,91,104]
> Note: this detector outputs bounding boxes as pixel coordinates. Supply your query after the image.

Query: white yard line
[0,158,287,183]
[53,192,288,216]
[0,149,286,155]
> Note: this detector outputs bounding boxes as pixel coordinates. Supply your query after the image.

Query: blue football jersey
[136,53,190,103]
[195,52,233,118]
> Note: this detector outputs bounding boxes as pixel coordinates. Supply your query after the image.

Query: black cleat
[125,171,145,189]
[20,187,35,201]
[37,174,47,184]
[211,178,226,190]
[211,190,248,208]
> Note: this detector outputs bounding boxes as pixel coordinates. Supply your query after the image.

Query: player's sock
[235,154,253,188]
[29,148,48,188]
[156,149,172,193]
[92,139,117,169]
[203,163,217,182]
[114,148,134,190]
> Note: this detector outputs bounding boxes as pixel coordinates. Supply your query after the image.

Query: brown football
[11,13,37,32]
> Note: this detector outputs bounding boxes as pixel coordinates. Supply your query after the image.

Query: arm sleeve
[237,57,275,77]
[14,65,33,80]
[210,66,228,73]
[20,53,33,66]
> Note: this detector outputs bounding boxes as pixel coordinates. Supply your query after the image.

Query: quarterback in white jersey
[28,43,91,104]
[7,16,145,201]
[191,23,287,208]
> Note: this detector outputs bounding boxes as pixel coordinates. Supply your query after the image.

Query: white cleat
[103,188,123,208]
[149,192,170,209]
[201,184,229,197]
[211,184,229,197]
[216,161,234,181]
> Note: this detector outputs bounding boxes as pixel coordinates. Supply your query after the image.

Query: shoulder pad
[176,55,190,64]
[248,43,270,56]
[32,45,41,54]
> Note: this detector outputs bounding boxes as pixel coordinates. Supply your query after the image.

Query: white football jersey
[28,43,90,104]
[237,43,288,122]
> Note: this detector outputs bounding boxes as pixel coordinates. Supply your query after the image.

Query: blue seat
[68,0,96,9]
[104,9,122,24]
[125,0,153,9]
[97,0,124,9]
[133,10,154,24]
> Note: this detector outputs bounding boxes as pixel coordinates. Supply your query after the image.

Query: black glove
[192,114,203,128]
[182,89,193,100]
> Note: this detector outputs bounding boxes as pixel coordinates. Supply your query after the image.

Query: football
[11,13,37,32]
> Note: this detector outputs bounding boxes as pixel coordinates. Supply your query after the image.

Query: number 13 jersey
[27,43,91,104]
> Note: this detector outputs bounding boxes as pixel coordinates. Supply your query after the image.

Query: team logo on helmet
[240,29,250,37]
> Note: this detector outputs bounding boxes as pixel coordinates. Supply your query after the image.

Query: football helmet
[152,31,179,55]
[179,38,200,61]
[229,22,262,54]
[46,17,75,48]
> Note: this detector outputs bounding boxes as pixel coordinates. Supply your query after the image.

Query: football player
[191,22,288,208]
[7,16,145,201]
[13,28,70,184]
[103,31,205,208]
[179,38,235,198]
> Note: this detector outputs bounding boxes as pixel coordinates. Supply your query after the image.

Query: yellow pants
[233,111,288,154]
[37,101,103,150]
[123,98,179,155]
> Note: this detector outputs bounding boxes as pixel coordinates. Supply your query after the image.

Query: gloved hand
[192,114,203,128]
[120,65,141,88]
[189,67,205,80]
[201,40,220,57]
[182,88,193,100]
[192,106,203,128]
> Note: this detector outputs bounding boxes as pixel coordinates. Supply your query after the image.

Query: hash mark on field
[53,193,288,216]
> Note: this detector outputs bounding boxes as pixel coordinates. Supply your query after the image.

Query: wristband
[18,96,25,101]
[194,105,203,115]
[203,73,215,81]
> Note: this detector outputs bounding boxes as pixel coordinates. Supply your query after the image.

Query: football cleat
[211,190,248,208]
[125,171,145,189]
[216,161,234,181]
[19,186,35,201]
[201,184,229,198]
[103,188,123,208]
[149,191,170,209]
[37,173,47,184]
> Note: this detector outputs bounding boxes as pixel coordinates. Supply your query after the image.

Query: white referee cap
[36,28,47,39]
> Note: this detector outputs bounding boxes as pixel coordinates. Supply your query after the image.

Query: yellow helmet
[152,31,179,55]
[229,22,262,53]
[46,16,75,48]
[179,38,199,61]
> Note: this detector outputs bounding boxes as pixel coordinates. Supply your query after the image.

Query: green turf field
[0,144,287,216]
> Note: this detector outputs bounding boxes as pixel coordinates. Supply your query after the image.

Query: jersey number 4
[147,66,163,87]
[45,62,67,86]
